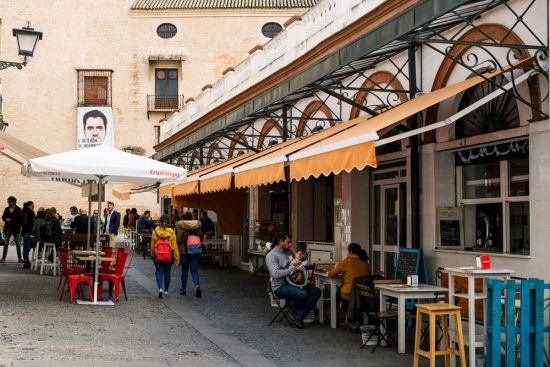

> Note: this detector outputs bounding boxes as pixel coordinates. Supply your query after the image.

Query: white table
[443,267,514,367]
[314,271,342,328]
[376,283,448,354]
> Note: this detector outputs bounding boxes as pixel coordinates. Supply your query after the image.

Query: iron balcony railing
[147,94,184,112]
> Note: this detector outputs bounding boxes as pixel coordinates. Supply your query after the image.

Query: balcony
[147,94,184,116]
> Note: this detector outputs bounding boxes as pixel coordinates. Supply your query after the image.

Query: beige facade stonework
[0,0,306,216]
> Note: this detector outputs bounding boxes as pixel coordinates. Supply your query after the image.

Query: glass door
[372,183,405,277]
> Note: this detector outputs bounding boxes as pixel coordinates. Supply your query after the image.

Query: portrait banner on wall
[77,107,114,149]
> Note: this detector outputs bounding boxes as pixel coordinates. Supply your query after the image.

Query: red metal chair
[98,251,132,302]
[98,246,115,274]
[58,252,92,303]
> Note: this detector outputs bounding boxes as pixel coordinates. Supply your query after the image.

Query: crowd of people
[0,196,120,267]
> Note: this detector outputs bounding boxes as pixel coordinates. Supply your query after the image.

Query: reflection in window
[509,158,529,196]
[462,162,500,199]
[509,202,529,255]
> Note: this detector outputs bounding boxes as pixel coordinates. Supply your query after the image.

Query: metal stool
[40,242,57,276]
[413,303,466,367]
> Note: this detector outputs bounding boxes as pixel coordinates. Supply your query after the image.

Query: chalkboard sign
[394,248,428,284]
[437,207,464,249]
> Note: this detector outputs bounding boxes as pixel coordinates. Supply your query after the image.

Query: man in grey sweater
[266,234,321,329]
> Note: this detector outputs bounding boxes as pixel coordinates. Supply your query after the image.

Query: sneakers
[0,258,5,263]
[288,311,305,329]
[23,262,31,269]
[195,286,202,298]
[179,288,186,296]
[158,289,163,298]
[163,291,169,296]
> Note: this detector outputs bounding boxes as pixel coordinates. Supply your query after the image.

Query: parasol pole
[86,180,92,250]
[93,176,105,304]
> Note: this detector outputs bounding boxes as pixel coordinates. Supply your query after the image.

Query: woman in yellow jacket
[150,215,180,298]
[327,243,370,310]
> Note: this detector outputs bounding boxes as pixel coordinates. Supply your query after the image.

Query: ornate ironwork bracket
[0,60,24,70]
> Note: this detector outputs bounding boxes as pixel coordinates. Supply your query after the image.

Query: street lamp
[0,22,43,70]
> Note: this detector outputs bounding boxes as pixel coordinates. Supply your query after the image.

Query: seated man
[137,210,156,234]
[327,243,370,325]
[266,234,321,329]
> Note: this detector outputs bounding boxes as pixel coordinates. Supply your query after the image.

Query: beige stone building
[0,0,316,216]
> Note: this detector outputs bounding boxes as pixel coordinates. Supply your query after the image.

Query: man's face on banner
[84,117,106,144]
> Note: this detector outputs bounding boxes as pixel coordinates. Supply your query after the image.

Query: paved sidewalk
[0,242,428,366]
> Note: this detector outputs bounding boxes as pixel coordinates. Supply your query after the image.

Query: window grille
[157,23,177,39]
[77,70,113,106]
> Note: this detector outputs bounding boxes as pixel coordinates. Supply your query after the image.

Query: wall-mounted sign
[437,206,464,249]
[77,107,114,149]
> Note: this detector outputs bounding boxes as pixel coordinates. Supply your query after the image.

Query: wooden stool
[413,303,466,367]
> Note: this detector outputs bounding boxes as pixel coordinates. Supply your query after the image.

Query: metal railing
[147,94,184,112]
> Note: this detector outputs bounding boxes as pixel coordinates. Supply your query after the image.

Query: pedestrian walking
[150,215,179,298]
[177,211,203,297]
[1,196,23,263]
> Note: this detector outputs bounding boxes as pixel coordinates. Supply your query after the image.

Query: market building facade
[0,0,315,213]
[155,0,550,281]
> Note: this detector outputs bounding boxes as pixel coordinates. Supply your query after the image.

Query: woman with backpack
[150,215,179,299]
[177,211,203,297]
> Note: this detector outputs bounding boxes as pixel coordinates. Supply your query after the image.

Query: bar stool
[31,243,42,271]
[40,242,57,276]
[413,303,466,367]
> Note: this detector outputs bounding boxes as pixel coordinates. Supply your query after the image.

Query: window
[458,155,529,255]
[261,22,282,38]
[157,23,177,39]
[155,69,178,109]
[77,70,112,106]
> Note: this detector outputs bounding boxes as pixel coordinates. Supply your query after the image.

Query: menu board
[394,248,428,284]
[437,207,464,249]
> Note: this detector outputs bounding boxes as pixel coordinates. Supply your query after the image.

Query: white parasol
[22,145,186,305]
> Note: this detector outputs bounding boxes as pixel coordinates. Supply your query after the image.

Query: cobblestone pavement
[0,241,433,367]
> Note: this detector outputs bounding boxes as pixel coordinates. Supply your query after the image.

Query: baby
[286,251,308,287]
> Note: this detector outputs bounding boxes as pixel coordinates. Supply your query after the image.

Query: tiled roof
[131,0,319,10]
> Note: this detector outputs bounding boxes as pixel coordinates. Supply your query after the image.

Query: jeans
[274,283,322,319]
[22,233,33,263]
[181,254,200,290]
[154,261,172,291]
[2,230,21,259]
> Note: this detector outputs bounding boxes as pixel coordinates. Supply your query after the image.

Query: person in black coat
[21,201,36,268]
[71,208,90,234]
[1,196,23,263]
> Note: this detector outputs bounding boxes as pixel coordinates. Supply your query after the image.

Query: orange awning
[159,184,173,197]
[112,183,138,200]
[0,131,48,160]
[233,120,360,188]
[173,179,199,196]
[288,66,514,181]
[199,172,233,193]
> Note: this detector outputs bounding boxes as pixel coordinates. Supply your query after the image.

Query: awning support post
[408,46,420,249]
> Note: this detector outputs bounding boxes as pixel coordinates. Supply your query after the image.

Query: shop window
[261,22,282,38]
[77,70,112,106]
[455,74,519,139]
[459,153,529,255]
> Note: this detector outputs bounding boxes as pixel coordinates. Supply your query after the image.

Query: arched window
[455,75,520,139]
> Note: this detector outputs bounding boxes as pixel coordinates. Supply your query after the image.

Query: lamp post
[0,22,43,71]
[0,22,42,130]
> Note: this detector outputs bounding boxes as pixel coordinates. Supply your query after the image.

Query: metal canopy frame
[159,0,548,169]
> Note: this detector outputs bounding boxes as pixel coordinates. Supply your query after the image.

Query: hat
[38,207,46,212]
